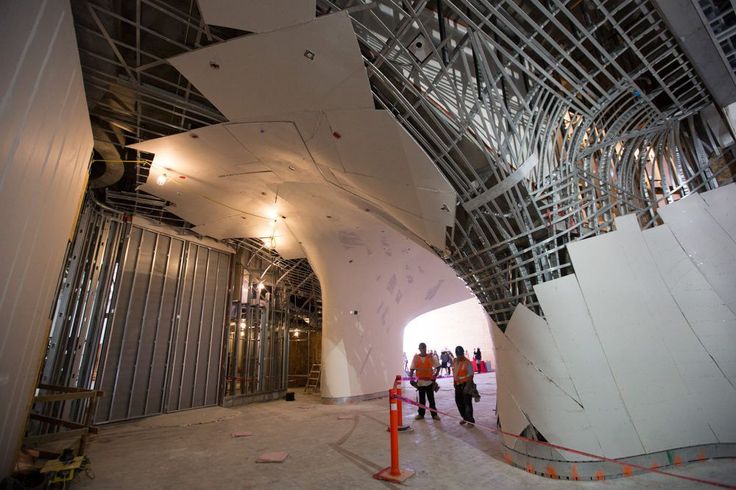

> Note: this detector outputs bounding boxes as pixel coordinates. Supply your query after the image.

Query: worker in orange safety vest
[452,346,475,425]
[409,342,441,420]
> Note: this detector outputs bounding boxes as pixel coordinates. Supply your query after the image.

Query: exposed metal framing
[321,0,736,328]
[222,247,317,404]
[70,0,736,332]
[41,198,230,424]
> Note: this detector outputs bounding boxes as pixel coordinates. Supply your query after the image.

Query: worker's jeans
[454,383,474,423]
[417,384,437,417]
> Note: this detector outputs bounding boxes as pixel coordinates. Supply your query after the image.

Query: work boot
[414,414,424,420]
[431,414,441,421]
[459,420,466,425]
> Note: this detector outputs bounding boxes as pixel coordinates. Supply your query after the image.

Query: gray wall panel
[0,0,93,474]
[95,229,230,422]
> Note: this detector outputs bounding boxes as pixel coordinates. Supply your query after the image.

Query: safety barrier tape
[396,394,736,489]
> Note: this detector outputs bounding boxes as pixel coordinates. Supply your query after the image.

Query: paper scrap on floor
[231,431,253,438]
[256,451,288,463]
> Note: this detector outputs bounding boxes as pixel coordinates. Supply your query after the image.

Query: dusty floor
[69,373,735,489]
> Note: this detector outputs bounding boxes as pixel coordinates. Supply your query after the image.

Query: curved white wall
[281,184,471,399]
[0,0,92,476]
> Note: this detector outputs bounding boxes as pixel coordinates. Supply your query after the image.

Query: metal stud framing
[321,0,736,328]
[70,1,736,330]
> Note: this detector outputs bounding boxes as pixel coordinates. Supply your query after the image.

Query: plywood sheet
[198,0,315,32]
[567,219,719,452]
[659,193,736,315]
[169,12,372,119]
[535,275,646,458]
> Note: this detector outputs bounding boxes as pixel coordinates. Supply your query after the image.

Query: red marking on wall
[674,455,682,466]
[526,463,535,474]
[623,465,633,477]
[696,451,707,462]
[595,470,605,481]
[502,453,513,464]
[571,464,580,480]
[546,465,558,479]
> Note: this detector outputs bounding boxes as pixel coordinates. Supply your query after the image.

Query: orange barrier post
[390,375,411,432]
[373,388,415,483]
[394,376,404,426]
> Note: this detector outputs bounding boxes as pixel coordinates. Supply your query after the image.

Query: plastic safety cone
[373,388,414,483]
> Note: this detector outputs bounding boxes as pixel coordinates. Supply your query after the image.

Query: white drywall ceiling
[169,12,373,119]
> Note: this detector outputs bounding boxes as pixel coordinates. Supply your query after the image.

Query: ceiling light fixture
[156,173,168,186]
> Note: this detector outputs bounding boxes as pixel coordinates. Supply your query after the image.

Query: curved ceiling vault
[131,6,474,399]
[72,0,736,473]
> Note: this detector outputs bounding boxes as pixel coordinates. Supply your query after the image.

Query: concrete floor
[72,373,735,489]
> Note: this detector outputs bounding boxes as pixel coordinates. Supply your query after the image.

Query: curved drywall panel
[169,12,373,119]
[0,0,93,476]
[277,183,471,399]
[495,190,736,468]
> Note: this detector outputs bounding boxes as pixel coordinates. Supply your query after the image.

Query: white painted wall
[0,0,92,475]
[403,298,495,370]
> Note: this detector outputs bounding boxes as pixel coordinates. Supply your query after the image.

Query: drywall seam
[571,273,648,452]
[641,227,736,391]
[504,334,584,409]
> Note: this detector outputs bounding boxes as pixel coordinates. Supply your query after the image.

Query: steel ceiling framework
[72,0,736,329]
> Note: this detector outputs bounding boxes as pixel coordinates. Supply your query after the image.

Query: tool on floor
[40,452,94,487]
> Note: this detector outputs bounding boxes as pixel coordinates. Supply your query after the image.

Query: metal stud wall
[95,224,230,422]
[42,200,231,424]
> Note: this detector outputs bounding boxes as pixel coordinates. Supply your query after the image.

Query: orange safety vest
[413,354,434,380]
[453,358,472,385]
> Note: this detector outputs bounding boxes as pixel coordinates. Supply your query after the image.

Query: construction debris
[256,452,288,463]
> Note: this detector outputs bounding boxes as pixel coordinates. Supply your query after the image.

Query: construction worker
[409,342,441,420]
[452,346,475,425]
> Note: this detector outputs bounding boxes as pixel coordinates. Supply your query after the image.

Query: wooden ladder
[304,363,321,393]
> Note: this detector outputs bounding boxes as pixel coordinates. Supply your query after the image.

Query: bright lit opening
[403,298,495,373]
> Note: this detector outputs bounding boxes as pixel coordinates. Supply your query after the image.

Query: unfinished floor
[72,374,735,489]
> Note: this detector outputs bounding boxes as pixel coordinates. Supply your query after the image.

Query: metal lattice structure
[72,0,323,302]
[321,0,736,328]
[72,0,736,330]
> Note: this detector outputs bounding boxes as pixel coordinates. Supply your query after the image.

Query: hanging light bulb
[156,173,168,186]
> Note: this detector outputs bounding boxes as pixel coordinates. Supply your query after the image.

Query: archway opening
[402,298,495,375]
